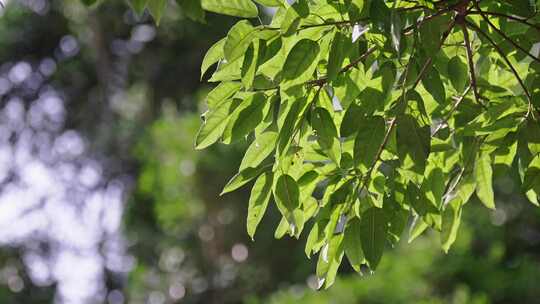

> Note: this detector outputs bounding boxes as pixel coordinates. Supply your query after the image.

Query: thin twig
[306,46,377,86]
[358,118,397,194]
[461,23,486,109]
[403,7,452,35]
[431,85,472,136]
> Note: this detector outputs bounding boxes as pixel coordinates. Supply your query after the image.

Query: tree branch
[461,23,486,109]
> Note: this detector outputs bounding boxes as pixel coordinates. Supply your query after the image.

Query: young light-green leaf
[201,0,259,18]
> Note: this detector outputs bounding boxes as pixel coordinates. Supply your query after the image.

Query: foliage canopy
[88,0,540,288]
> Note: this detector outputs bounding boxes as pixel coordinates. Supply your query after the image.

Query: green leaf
[407,183,441,229]
[354,116,386,172]
[506,0,537,17]
[312,107,341,165]
[327,31,348,82]
[340,103,365,137]
[277,97,309,155]
[280,0,309,36]
[524,155,540,193]
[441,198,463,253]
[177,0,205,22]
[422,66,446,104]
[344,218,365,273]
[351,0,364,11]
[195,99,235,149]
[201,0,259,18]
[240,131,278,171]
[282,39,320,86]
[241,41,263,89]
[397,114,430,174]
[148,0,167,24]
[247,172,273,239]
[448,56,468,93]
[224,20,256,62]
[274,174,301,223]
[206,81,242,110]
[475,153,496,209]
[130,0,149,14]
[223,93,268,143]
[253,0,284,7]
[360,208,387,270]
[201,38,226,79]
[306,221,324,258]
[221,164,270,195]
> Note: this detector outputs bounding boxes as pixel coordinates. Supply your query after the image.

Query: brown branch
[461,23,486,109]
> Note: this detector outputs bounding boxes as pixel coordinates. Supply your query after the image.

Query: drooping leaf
[311,107,341,165]
[274,174,301,222]
[344,218,365,273]
[221,164,270,195]
[247,172,274,239]
[147,0,167,24]
[396,114,430,174]
[360,208,387,270]
[448,56,468,93]
[327,31,349,82]
[441,197,463,253]
[354,116,386,171]
[475,153,496,209]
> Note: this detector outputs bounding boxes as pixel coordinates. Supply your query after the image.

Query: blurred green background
[0,1,539,303]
